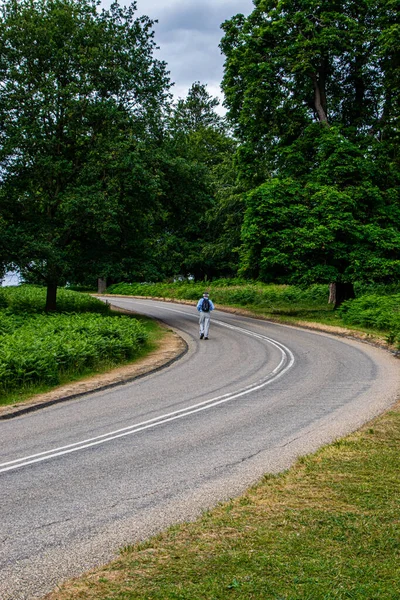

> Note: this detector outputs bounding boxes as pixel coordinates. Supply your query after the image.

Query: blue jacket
[197,297,215,312]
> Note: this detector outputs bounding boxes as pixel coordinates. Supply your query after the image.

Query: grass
[45,402,400,600]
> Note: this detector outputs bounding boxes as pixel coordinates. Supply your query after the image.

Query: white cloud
[100,0,254,108]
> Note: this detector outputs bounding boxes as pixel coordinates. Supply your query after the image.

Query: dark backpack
[201,298,210,312]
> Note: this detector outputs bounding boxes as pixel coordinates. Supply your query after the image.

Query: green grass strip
[46,403,400,600]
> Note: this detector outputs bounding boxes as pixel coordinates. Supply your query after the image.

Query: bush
[0,312,148,394]
[355,282,400,297]
[1,285,110,314]
[0,286,148,396]
[106,280,330,308]
[0,289,7,309]
[338,294,400,347]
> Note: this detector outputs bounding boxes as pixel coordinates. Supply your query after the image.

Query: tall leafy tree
[169,81,223,136]
[220,0,400,302]
[0,0,170,308]
[221,0,399,176]
[152,83,237,280]
[240,128,400,289]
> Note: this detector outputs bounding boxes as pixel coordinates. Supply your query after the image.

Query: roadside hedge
[338,294,400,345]
[106,281,330,308]
[0,287,148,396]
[106,280,400,350]
[0,285,109,314]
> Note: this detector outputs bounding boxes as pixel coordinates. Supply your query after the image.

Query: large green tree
[149,83,237,280]
[221,0,399,177]
[220,0,400,301]
[0,0,170,308]
[240,128,400,290]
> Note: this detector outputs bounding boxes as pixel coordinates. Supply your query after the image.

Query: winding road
[1,298,399,599]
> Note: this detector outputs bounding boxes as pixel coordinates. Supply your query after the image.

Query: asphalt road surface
[1,298,399,600]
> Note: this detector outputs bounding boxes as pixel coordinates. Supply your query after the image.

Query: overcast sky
[101,0,255,112]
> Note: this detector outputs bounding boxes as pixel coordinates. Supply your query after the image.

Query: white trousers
[199,312,211,337]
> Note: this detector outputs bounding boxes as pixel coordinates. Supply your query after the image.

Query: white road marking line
[0,308,294,474]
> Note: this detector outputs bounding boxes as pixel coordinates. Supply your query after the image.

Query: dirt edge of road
[0,307,187,420]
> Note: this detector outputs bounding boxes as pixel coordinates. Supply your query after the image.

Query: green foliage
[155,82,238,281]
[0,288,7,309]
[338,294,400,346]
[238,130,400,287]
[221,0,399,177]
[0,4,239,291]
[0,313,148,393]
[108,281,205,301]
[1,285,109,314]
[107,280,330,308]
[219,0,400,293]
[168,82,225,144]
[0,0,171,307]
[355,282,400,296]
[0,286,148,396]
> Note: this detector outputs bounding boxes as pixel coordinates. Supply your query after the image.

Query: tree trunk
[328,282,355,309]
[97,277,107,294]
[45,282,58,312]
[328,282,336,305]
[311,73,329,124]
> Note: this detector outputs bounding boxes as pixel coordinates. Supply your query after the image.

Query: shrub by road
[0,286,150,404]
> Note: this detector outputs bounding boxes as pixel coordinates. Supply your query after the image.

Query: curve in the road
[0,321,294,474]
[1,298,399,600]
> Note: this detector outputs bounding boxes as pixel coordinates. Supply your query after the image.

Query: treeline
[0,0,236,310]
[219,0,400,305]
[0,0,399,309]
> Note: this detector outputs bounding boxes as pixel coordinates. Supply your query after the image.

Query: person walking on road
[197,291,215,340]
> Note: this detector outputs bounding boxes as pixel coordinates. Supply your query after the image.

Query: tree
[0,0,171,309]
[148,83,237,280]
[239,128,400,301]
[221,0,399,174]
[220,0,400,301]
[169,82,223,136]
